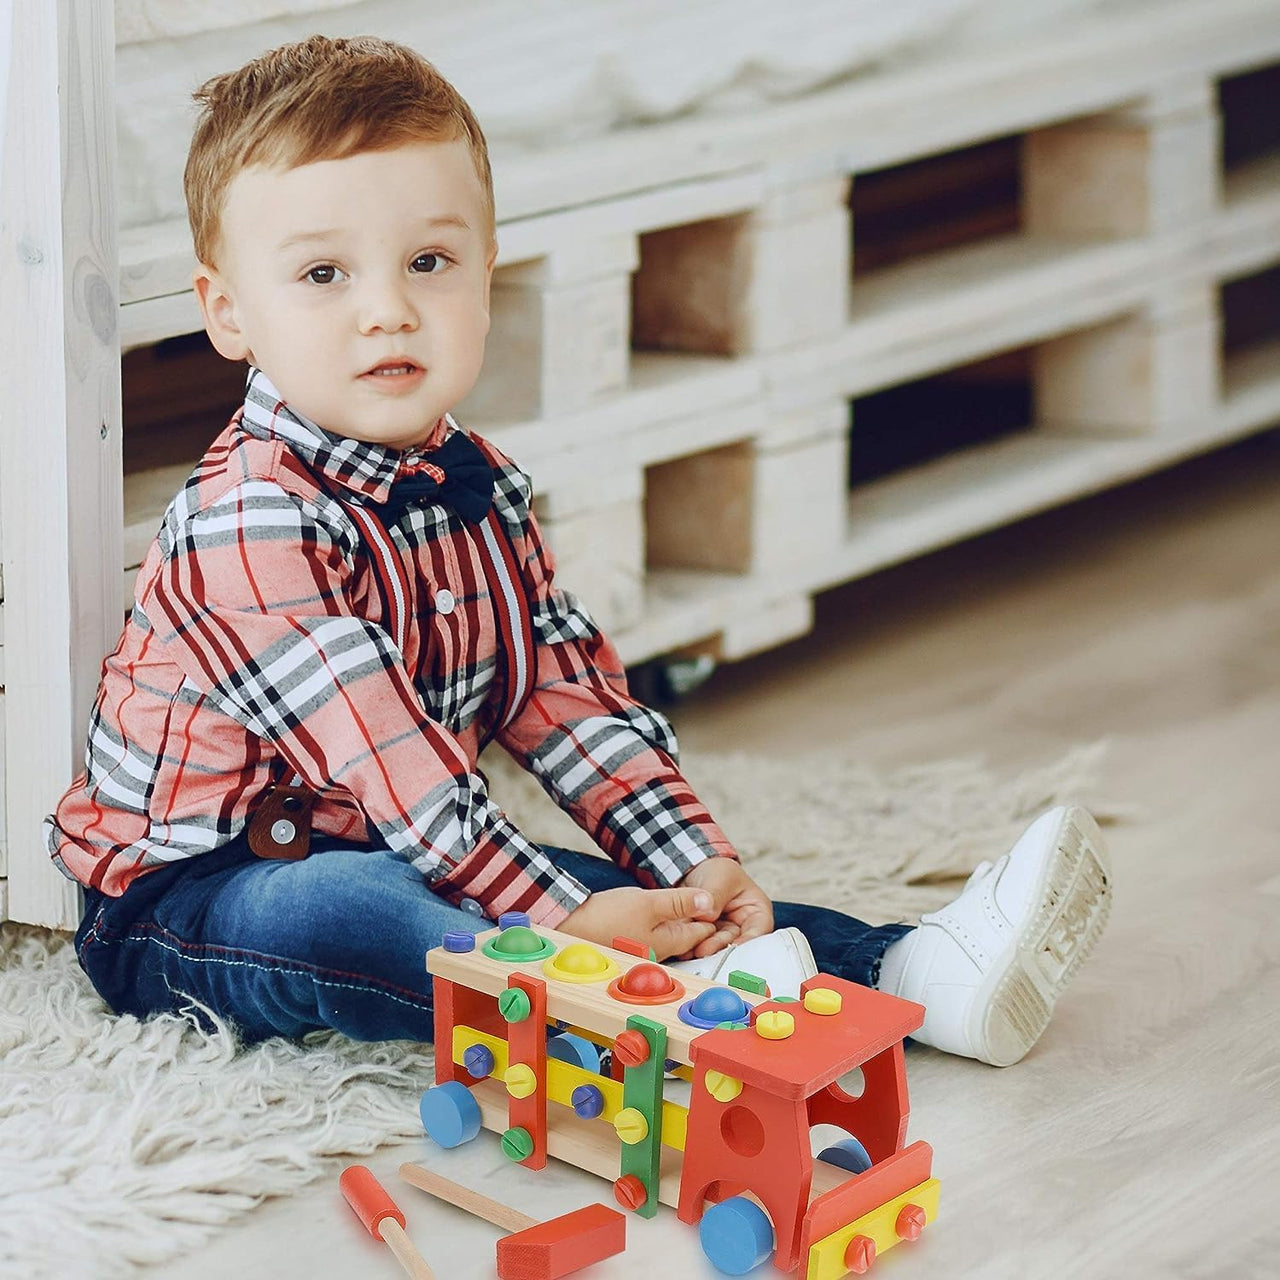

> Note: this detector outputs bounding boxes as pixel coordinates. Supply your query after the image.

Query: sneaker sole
[970,807,1112,1066]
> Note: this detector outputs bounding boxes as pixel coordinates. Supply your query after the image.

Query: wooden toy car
[420,917,939,1277]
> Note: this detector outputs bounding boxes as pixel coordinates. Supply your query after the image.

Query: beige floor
[162,433,1280,1280]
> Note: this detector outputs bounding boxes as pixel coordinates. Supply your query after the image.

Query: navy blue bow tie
[379,430,494,525]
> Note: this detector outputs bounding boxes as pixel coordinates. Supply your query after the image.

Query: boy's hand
[558,886,720,962]
[676,858,775,959]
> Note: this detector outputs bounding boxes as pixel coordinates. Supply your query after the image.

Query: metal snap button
[270,819,297,845]
[460,897,484,916]
[436,589,456,615]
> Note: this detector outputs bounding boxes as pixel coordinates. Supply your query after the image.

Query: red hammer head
[495,1202,626,1280]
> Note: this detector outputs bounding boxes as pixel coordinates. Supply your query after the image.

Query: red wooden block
[495,1203,626,1280]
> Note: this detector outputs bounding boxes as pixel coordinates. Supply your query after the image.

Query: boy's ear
[192,264,251,362]
[482,238,498,317]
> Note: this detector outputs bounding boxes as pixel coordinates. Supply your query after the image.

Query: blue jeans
[74,837,912,1045]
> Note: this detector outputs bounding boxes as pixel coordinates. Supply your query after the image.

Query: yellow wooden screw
[704,1070,743,1103]
[755,1010,795,1040]
[804,987,843,1016]
[614,1107,649,1144]
[504,1063,537,1099]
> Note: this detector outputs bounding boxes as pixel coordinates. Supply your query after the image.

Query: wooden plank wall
[0,0,121,928]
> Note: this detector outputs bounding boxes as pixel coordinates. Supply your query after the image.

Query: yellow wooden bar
[453,1024,689,1150]
[805,1178,940,1280]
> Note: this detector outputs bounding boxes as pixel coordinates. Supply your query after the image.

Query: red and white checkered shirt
[43,369,737,924]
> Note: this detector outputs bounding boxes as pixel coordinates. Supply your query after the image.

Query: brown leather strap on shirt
[247,785,315,859]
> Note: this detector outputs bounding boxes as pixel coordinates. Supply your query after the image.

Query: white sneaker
[666,926,819,1000]
[887,805,1112,1066]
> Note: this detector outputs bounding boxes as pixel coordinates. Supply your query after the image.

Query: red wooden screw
[896,1203,927,1241]
[613,1029,649,1067]
[845,1234,876,1274]
[613,1174,647,1211]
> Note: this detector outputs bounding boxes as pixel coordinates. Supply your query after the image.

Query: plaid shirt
[43,368,736,924]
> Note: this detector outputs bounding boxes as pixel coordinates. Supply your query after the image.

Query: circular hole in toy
[720,1104,766,1158]
[831,1066,865,1099]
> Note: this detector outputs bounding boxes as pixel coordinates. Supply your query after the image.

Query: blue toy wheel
[420,1081,482,1149]
[546,1031,601,1072]
[816,1136,873,1175]
[699,1196,774,1275]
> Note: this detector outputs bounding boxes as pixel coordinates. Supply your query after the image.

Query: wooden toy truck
[418,917,939,1277]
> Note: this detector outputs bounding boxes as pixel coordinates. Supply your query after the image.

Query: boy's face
[194,139,497,451]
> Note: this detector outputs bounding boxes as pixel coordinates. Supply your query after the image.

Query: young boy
[44,35,1111,1067]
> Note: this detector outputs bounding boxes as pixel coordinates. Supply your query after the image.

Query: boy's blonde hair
[184,34,494,267]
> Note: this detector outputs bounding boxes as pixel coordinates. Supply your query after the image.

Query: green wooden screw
[501,1126,534,1161]
[499,988,531,1022]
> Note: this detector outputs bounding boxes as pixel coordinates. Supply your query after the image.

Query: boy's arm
[143,478,589,925]
[491,463,740,889]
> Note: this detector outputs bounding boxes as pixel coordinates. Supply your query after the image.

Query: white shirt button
[435,589,456,615]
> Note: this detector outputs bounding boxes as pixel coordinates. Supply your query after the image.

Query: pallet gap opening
[850,135,1023,278]
[849,348,1034,489]
[1220,62,1280,176]
[1221,261,1280,402]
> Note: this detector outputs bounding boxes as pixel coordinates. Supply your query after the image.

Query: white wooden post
[0,0,10,923]
[461,235,638,424]
[0,0,121,927]
[1026,79,1224,435]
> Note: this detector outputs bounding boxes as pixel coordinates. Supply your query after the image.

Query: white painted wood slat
[0,0,121,928]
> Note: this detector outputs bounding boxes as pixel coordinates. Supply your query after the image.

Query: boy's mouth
[361,358,424,378]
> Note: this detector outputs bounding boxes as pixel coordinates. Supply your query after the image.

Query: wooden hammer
[340,1165,435,1279]
[399,1161,626,1280]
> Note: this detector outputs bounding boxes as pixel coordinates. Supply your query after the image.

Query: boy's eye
[411,253,448,274]
[305,264,345,285]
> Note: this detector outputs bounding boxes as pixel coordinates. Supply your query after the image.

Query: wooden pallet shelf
[618,373,1280,669]
[837,415,1275,586]
[778,234,1154,403]
[9,0,1280,927]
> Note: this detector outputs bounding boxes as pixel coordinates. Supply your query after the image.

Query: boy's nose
[357,280,419,335]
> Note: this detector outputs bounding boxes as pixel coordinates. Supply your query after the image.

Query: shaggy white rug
[0,743,1115,1279]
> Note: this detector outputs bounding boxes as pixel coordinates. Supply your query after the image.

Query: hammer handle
[378,1218,436,1280]
[399,1162,537,1235]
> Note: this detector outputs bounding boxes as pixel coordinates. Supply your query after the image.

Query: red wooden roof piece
[690,974,924,1099]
